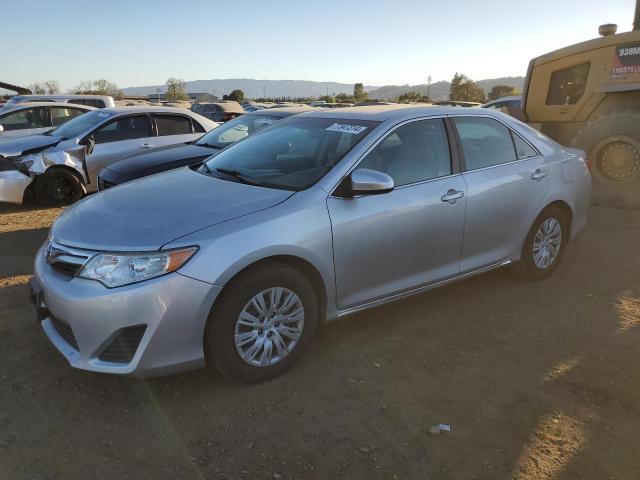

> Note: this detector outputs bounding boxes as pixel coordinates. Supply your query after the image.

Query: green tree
[223,89,245,102]
[489,85,515,101]
[353,83,368,102]
[335,93,355,103]
[165,77,189,102]
[449,73,485,103]
[398,91,422,103]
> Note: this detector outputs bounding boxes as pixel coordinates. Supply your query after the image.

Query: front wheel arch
[215,255,328,324]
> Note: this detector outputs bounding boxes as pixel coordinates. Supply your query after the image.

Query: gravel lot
[1,203,639,480]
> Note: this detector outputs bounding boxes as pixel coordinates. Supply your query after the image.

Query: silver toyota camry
[30,106,591,383]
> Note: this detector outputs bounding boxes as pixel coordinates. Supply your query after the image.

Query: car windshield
[196,114,281,148]
[202,116,378,191]
[44,110,109,139]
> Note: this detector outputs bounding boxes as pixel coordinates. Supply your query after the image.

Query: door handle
[141,143,155,149]
[441,189,464,204]
[531,169,547,181]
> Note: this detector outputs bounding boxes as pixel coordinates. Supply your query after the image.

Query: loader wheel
[571,111,640,186]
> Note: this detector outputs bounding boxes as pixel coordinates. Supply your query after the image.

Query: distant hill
[121,76,525,100]
[368,76,525,101]
[121,79,373,99]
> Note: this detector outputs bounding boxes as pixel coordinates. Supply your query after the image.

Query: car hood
[106,143,218,178]
[51,167,295,251]
[0,134,61,157]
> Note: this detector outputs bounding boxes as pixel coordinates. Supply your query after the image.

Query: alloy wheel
[234,287,305,367]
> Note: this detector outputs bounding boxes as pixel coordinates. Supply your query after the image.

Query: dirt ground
[0,202,639,480]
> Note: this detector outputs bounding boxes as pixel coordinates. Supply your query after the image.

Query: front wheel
[33,168,84,206]
[511,206,567,281]
[205,262,319,383]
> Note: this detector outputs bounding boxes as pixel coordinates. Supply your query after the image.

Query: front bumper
[31,245,222,377]
[0,170,31,203]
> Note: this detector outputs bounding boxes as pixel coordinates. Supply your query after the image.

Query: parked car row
[98,106,315,189]
[0,102,94,139]
[0,106,217,204]
[22,104,590,383]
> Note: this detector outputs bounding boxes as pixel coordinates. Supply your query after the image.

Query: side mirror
[349,168,394,195]
[82,135,95,155]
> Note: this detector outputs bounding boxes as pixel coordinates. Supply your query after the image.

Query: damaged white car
[0,106,218,205]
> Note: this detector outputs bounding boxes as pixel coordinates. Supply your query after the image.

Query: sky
[3,0,636,91]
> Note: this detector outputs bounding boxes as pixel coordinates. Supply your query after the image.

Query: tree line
[24,75,518,104]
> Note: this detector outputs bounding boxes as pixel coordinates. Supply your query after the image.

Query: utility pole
[262,86,266,100]
[427,76,432,100]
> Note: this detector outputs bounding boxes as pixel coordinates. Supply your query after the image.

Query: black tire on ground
[205,262,319,383]
[510,206,567,281]
[33,168,85,206]
[571,111,640,186]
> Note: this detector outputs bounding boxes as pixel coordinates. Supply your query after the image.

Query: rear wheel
[205,262,319,383]
[33,168,84,206]
[511,206,567,281]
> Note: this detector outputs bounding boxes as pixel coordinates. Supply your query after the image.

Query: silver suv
[30,106,591,383]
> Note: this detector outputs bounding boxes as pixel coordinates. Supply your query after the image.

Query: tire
[205,262,319,383]
[510,206,567,281]
[33,168,85,206]
[570,111,640,208]
[571,111,640,186]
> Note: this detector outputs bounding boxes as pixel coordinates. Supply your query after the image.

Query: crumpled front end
[0,157,32,204]
[28,146,88,183]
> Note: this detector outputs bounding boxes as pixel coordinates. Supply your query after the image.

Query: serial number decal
[326,123,368,134]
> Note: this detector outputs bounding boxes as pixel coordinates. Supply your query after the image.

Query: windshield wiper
[196,142,223,150]
[214,167,262,186]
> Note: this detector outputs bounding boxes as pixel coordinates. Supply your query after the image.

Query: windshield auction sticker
[610,42,640,79]
[326,123,368,134]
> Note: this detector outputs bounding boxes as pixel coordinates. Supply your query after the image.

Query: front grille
[99,326,147,364]
[45,241,93,278]
[51,261,83,277]
[50,316,79,351]
[97,176,115,190]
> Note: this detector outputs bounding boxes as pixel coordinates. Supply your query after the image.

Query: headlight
[78,247,197,288]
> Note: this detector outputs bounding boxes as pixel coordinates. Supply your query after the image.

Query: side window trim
[449,114,542,173]
[330,115,458,196]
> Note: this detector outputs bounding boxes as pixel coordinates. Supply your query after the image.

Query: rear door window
[0,107,48,130]
[93,115,151,144]
[511,131,539,159]
[51,106,86,126]
[453,117,517,170]
[154,114,193,136]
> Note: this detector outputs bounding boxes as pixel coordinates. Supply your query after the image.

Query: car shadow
[0,227,50,278]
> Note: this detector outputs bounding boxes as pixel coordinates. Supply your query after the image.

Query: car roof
[300,104,500,122]
[99,106,200,115]
[1,102,97,112]
[487,95,522,102]
[11,94,112,100]
[248,106,318,117]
